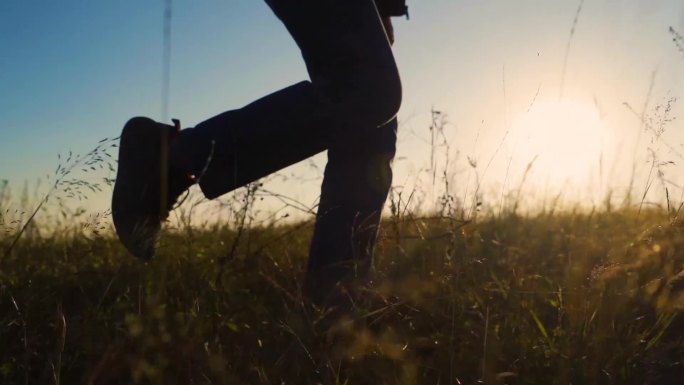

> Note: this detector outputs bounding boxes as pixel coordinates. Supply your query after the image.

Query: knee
[370,69,402,126]
[320,65,402,128]
[354,67,402,127]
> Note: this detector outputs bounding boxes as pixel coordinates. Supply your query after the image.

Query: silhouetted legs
[171,0,401,305]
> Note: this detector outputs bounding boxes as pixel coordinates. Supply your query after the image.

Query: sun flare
[510,99,610,187]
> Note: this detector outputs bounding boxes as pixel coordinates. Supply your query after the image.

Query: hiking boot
[112,117,195,260]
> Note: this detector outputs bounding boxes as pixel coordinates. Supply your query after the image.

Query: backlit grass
[1,208,683,384]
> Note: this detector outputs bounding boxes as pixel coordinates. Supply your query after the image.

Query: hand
[381,16,395,45]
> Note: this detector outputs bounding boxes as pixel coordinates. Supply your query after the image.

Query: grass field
[2,203,684,384]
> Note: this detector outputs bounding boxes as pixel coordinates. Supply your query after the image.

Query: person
[112,0,407,306]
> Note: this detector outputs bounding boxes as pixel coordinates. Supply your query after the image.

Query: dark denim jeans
[174,0,401,304]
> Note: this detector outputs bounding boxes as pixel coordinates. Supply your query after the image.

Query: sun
[510,99,609,187]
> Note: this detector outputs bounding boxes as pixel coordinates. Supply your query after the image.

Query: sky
[1,0,684,220]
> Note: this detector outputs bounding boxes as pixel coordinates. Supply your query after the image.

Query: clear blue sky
[2,0,684,215]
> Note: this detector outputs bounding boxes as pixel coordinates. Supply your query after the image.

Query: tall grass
[1,205,684,384]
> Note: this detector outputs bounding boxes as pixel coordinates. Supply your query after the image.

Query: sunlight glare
[511,100,609,187]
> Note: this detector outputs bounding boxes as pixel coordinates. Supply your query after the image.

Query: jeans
[174,0,401,304]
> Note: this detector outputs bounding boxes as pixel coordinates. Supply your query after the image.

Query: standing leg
[304,118,397,305]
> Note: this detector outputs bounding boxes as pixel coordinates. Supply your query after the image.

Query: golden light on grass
[511,99,610,186]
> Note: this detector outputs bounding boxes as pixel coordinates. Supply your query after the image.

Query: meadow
[1,173,684,385]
